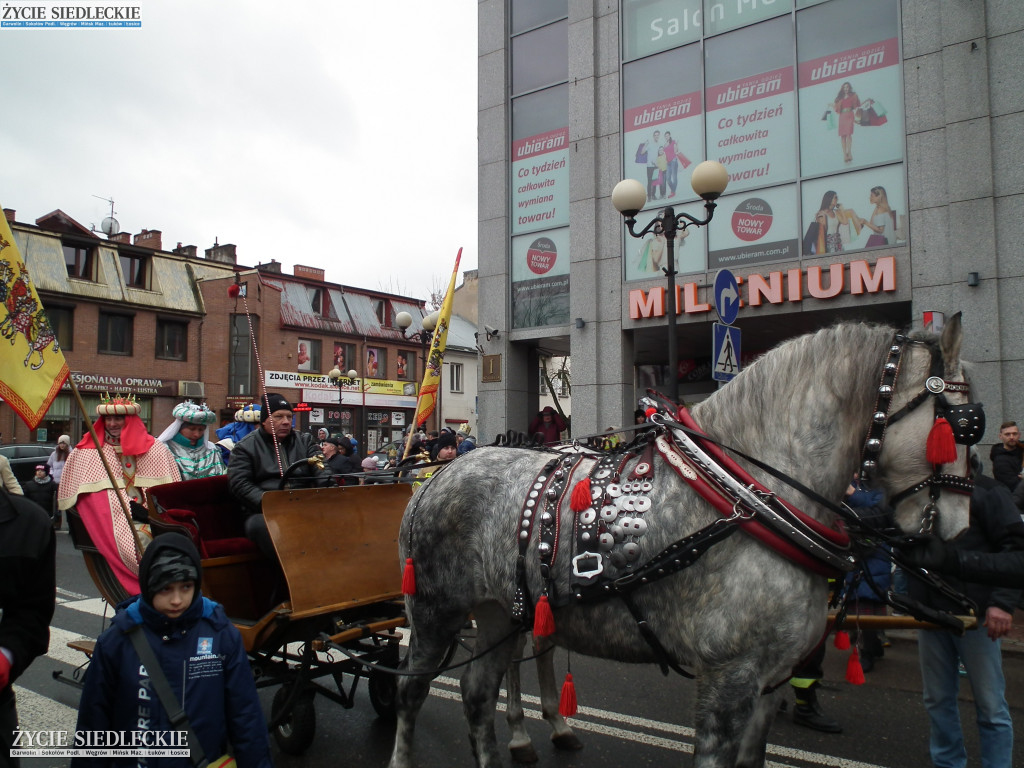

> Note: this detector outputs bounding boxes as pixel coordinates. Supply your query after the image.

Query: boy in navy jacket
[73,533,272,767]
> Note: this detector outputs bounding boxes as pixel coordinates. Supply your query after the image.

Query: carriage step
[66,639,95,657]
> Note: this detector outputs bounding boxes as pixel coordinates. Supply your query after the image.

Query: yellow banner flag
[0,212,70,428]
[414,247,462,427]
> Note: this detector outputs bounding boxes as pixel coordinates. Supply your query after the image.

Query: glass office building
[477,0,1024,445]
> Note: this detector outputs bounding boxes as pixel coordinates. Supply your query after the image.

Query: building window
[539,368,548,395]
[373,299,395,327]
[119,254,149,288]
[332,341,356,373]
[297,338,321,372]
[46,306,73,351]
[397,350,415,381]
[366,346,386,378]
[307,287,322,315]
[450,362,464,393]
[63,244,95,280]
[229,314,258,397]
[98,312,133,355]
[156,319,187,360]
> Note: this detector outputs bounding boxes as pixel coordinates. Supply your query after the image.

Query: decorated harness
[504,332,986,673]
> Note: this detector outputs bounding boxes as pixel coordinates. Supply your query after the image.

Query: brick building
[3,206,478,453]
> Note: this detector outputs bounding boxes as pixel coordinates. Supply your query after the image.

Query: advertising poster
[623,201,709,281]
[800,164,907,256]
[797,0,902,175]
[622,0,701,61]
[622,45,704,209]
[706,65,797,193]
[511,126,570,235]
[512,227,570,328]
[297,339,313,371]
[707,185,799,269]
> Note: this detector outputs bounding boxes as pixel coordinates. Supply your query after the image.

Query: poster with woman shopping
[797,0,903,176]
[800,164,907,256]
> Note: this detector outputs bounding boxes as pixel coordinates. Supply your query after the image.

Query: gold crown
[96,392,142,417]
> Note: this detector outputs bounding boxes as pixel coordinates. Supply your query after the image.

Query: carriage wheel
[368,668,397,720]
[271,687,317,756]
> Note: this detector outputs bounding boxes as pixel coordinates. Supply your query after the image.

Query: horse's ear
[939,311,963,366]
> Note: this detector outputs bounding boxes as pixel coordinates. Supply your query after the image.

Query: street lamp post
[395,309,439,429]
[612,160,730,404]
[328,367,367,457]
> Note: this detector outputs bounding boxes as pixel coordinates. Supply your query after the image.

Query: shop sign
[628,256,895,320]
[67,372,174,396]
[265,370,408,396]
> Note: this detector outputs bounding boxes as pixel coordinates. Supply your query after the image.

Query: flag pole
[67,378,144,560]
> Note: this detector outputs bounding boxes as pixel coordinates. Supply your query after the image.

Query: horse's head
[869,313,979,540]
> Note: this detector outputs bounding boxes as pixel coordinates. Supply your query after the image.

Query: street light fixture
[395,309,440,402]
[328,366,367,456]
[612,160,729,404]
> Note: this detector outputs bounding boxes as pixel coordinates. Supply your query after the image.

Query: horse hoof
[551,732,584,751]
[509,744,539,763]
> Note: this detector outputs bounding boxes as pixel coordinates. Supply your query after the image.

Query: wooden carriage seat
[147,475,258,558]
[66,507,133,606]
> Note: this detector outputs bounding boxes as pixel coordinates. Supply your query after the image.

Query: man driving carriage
[228,393,331,563]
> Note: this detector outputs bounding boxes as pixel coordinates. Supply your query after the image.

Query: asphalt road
[12,530,1024,767]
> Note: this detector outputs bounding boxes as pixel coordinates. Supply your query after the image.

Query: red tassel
[401,557,416,596]
[570,478,591,512]
[926,417,958,465]
[559,672,578,717]
[644,407,657,419]
[533,594,555,637]
[846,647,866,685]
[833,630,851,650]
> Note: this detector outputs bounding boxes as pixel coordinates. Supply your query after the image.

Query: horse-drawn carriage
[62,474,413,756]
[59,317,986,768]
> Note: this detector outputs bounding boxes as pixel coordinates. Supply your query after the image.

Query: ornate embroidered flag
[414,247,462,427]
[0,212,70,428]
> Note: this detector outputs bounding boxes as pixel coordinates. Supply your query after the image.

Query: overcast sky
[0,1,478,302]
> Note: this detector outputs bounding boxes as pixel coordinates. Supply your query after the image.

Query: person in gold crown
[57,394,181,595]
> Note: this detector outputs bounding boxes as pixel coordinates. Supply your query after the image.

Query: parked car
[0,443,57,483]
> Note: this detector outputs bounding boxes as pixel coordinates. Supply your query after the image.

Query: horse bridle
[859,332,984,534]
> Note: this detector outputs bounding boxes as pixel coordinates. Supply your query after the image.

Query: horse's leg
[505,633,538,764]
[388,606,468,768]
[462,603,520,768]
[533,636,582,751]
[692,664,763,768]
[734,687,782,768]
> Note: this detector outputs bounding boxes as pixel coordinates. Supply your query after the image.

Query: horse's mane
[692,322,924,501]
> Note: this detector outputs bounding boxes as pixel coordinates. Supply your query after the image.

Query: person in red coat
[529,406,567,445]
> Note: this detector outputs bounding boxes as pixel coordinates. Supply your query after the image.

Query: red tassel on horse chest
[533,594,555,637]
[402,557,416,595]
[570,478,592,512]
[559,672,578,717]
[926,417,958,465]
[833,630,850,650]
[846,647,866,685]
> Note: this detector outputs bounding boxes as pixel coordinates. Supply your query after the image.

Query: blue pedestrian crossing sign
[713,269,740,326]
[712,322,741,382]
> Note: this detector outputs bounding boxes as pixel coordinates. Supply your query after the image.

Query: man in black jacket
[0,489,56,765]
[228,393,330,561]
[989,421,1023,491]
[910,468,1024,768]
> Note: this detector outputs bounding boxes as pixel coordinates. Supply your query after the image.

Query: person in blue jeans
[909,456,1024,768]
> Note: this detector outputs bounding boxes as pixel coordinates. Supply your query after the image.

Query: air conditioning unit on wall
[178,380,205,398]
